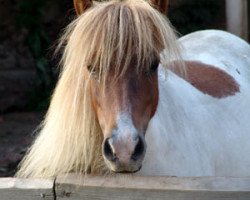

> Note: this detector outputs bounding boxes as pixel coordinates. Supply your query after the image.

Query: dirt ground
[0,112,43,177]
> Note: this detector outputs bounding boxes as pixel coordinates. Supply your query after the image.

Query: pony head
[16,0,181,178]
[72,0,178,173]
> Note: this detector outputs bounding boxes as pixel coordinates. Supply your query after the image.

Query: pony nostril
[131,137,144,161]
[103,138,117,162]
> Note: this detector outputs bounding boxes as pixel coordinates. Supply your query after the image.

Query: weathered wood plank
[56,174,250,200]
[0,178,54,200]
[1,175,250,200]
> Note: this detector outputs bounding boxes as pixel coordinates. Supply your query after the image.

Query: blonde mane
[16,0,181,178]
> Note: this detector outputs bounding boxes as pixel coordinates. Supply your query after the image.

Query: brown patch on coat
[170,61,240,98]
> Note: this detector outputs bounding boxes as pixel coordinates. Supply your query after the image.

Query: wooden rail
[1,175,250,200]
[0,177,54,200]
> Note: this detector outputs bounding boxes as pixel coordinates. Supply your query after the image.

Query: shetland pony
[140,30,250,176]
[16,0,250,178]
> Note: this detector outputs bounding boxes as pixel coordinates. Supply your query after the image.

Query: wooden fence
[1,174,250,200]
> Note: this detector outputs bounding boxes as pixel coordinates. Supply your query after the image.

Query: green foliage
[17,0,56,111]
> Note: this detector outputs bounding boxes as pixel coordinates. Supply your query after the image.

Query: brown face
[89,62,159,172]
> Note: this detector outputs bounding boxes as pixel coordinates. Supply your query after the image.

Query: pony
[16,0,250,178]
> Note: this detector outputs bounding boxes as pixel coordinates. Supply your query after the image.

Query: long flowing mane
[16,0,181,178]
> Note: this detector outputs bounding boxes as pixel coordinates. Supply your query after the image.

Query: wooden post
[226,0,248,41]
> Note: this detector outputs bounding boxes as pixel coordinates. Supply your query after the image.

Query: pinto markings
[170,61,240,98]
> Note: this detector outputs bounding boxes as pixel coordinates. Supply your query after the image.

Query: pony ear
[73,0,93,16]
[150,0,169,15]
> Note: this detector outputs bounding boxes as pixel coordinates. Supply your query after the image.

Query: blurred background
[0,0,249,177]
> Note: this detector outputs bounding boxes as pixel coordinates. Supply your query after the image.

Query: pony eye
[147,61,159,74]
[87,65,100,81]
[87,65,94,72]
[87,65,98,75]
[150,62,159,72]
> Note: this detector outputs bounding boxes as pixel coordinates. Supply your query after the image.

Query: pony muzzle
[102,134,146,173]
